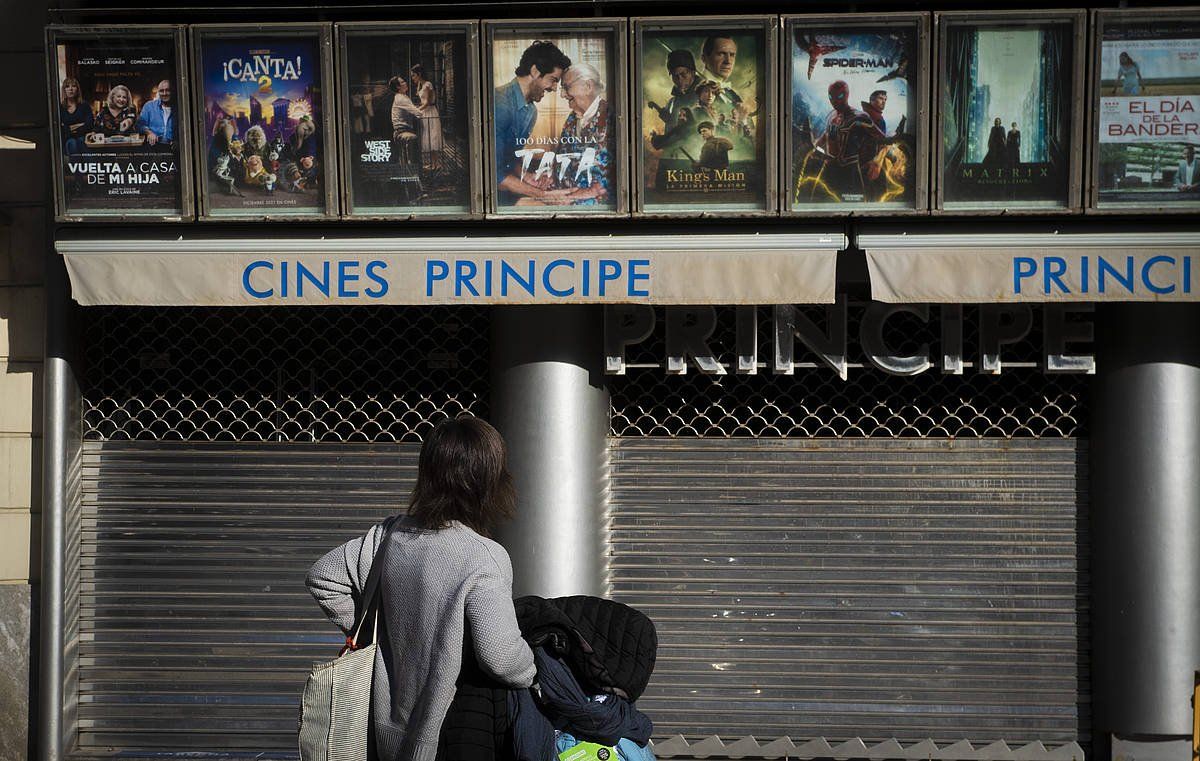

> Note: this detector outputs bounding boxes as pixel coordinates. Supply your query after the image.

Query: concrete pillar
[1091,303,1200,759]
[490,306,609,598]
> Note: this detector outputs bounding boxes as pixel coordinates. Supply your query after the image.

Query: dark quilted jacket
[512,595,658,702]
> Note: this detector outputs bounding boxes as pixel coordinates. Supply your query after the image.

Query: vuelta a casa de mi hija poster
[941,21,1074,208]
[1096,20,1200,208]
[490,31,617,214]
[789,23,918,211]
[200,35,327,215]
[639,25,768,212]
[54,36,183,216]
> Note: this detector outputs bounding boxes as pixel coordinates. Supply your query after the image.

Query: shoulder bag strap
[346,516,400,650]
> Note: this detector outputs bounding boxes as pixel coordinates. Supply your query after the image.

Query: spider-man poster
[788,24,918,210]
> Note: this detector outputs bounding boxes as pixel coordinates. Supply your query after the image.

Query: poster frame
[46,24,195,223]
[932,8,1086,216]
[780,11,931,218]
[482,17,629,219]
[190,22,339,222]
[335,20,483,220]
[1086,6,1200,215]
[631,14,779,218]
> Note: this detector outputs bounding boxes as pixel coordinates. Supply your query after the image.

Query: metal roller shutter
[75,441,413,751]
[608,438,1089,745]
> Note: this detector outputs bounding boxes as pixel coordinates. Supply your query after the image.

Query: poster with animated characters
[786,16,923,212]
[194,26,334,217]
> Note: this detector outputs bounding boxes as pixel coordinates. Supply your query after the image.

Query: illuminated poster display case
[483,18,629,218]
[782,12,930,216]
[191,23,338,220]
[47,25,194,222]
[633,15,778,217]
[934,9,1086,214]
[1088,7,1200,214]
[336,21,482,219]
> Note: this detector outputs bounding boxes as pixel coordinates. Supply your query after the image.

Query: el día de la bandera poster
[52,31,185,217]
[941,18,1075,209]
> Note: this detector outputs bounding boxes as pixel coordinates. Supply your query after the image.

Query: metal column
[1092,303,1200,753]
[490,305,609,598]
[40,249,79,761]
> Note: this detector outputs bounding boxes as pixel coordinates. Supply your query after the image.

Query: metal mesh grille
[81,306,489,442]
[610,306,1087,438]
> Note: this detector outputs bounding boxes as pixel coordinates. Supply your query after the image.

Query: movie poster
[941,21,1074,208]
[639,21,770,213]
[196,29,331,217]
[788,21,919,211]
[51,33,185,218]
[488,24,621,215]
[1095,18,1200,208]
[341,25,475,217]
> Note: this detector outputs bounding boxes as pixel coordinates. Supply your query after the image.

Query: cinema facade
[39,5,1199,761]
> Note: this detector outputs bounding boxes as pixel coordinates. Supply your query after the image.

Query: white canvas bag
[299,520,396,761]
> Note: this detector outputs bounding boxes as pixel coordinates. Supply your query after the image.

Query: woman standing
[306,418,535,761]
[1115,51,1143,96]
[59,77,92,155]
[411,64,444,172]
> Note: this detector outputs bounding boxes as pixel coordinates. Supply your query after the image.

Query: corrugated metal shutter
[608,438,1088,745]
[76,441,415,751]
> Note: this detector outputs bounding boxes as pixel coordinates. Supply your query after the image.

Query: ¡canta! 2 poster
[941,21,1074,208]
[53,34,184,217]
[343,26,473,216]
[1096,18,1200,208]
[640,24,769,212]
[199,31,328,216]
[490,28,618,214]
[789,22,918,210]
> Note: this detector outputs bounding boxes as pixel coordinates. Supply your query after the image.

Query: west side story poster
[640,26,768,211]
[54,37,183,216]
[1096,20,1200,207]
[344,28,472,215]
[199,34,327,215]
[490,31,617,213]
[942,22,1073,208]
[789,24,917,210]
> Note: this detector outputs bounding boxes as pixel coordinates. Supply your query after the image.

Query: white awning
[56,232,844,307]
[860,232,1199,303]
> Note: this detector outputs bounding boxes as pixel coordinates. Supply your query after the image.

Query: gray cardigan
[305,516,536,761]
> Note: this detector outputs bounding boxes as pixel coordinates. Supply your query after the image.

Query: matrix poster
[341,24,475,216]
[941,20,1074,209]
[638,20,771,213]
[488,24,621,215]
[1095,18,1200,208]
[788,20,919,210]
[51,32,186,218]
[196,28,332,217]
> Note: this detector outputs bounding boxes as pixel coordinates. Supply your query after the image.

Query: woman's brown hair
[407,418,516,538]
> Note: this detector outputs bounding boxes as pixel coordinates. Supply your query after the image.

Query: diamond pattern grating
[81,306,490,442]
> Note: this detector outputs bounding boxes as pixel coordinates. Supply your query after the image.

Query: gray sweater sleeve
[305,522,386,635]
[466,545,537,688]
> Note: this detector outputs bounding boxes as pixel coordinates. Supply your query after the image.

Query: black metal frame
[482,17,630,218]
[190,22,339,220]
[46,25,195,222]
[632,14,780,218]
[933,9,1087,215]
[780,12,931,217]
